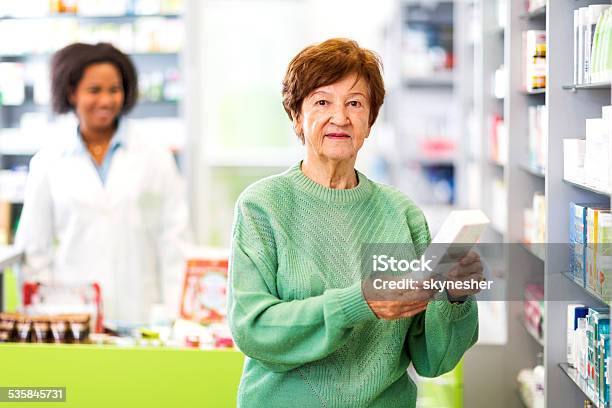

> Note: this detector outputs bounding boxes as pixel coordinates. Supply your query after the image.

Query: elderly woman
[228,38,480,407]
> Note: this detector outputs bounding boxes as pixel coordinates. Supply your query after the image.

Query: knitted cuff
[433,292,476,322]
[336,281,377,327]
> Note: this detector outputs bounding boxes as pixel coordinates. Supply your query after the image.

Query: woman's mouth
[325,133,350,139]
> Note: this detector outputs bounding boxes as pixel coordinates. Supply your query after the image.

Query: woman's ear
[292,112,303,138]
[68,88,76,107]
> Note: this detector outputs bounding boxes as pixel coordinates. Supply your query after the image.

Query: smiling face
[70,63,124,133]
[294,73,372,164]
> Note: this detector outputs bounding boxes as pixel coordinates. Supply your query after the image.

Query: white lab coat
[15,121,191,324]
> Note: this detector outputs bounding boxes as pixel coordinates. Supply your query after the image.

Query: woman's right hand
[362,278,435,320]
[365,299,430,320]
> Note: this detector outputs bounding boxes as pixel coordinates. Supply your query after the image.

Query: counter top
[0,343,244,407]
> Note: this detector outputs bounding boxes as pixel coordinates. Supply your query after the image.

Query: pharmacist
[228,38,481,408]
[15,43,191,324]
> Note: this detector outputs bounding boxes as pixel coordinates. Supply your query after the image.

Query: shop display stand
[464,0,612,406]
[383,0,459,208]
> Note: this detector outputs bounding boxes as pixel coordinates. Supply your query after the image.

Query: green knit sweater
[228,163,478,408]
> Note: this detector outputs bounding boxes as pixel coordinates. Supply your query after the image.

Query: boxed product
[564,139,586,184]
[584,118,610,191]
[590,7,612,83]
[524,284,544,340]
[523,30,547,91]
[586,308,610,402]
[587,208,611,294]
[575,6,612,84]
[572,308,610,403]
[600,334,610,406]
[567,304,588,367]
[180,258,229,324]
[528,105,547,173]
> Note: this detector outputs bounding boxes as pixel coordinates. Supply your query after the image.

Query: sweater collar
[286,161,374,204]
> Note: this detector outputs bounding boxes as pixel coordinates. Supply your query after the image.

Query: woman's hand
[445,251,484,299]
[366,299,430,320]
[362,278,435,320]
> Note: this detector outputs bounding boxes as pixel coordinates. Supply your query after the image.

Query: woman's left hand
[445,251,484,299]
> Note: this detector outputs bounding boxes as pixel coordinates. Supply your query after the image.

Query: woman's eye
[316,100,327,106]
[348,101,361,107]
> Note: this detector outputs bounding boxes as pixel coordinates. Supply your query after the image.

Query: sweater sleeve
[404,203,479,377]
[227,198,377,373]
[406,294,478,377]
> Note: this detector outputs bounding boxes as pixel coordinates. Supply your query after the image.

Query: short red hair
[282,38,385,142]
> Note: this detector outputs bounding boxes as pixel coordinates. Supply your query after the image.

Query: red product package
[180,258,229,324]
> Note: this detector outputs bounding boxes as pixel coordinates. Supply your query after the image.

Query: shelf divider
[560,271,610,306]
[558,363,604,408]
[563,178,610,197]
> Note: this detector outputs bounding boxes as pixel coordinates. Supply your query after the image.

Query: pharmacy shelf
[562,82,612,91]
[408,158,456,166]
[558,363,604,408]
[0,51,179,58]
[0,13,181,20]
[488,159,505,169]
[563,178,610,197]
[520,241,545,262]
[465,0,612,407]
[519,317,544,347]
[403,75,454,88]
[1,100,179,108]
[561,271,610,307]
[520,6,546,19]
[524,88,546,95]
[519,162,545,178]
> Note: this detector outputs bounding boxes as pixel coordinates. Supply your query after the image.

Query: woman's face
[70,63,124,132]
[295,73,371,163]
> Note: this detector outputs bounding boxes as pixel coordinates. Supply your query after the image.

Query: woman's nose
[330,105,349,126]
[98,92,116,106]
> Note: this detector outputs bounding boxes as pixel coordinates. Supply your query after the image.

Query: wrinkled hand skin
[362,277,435,320]
[444,251,484,299]
[362,251,484,319]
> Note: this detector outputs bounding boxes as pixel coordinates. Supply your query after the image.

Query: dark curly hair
[50,42,138,115]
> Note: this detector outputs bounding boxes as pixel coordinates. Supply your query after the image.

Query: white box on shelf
[574,10,580,85]
[567,304,586,368]
[585,6,611,84]
[584,118,609,191]
[494,65,507,99]
[491,179,507,234]
[564,139,586,184]
[578,8,589,85]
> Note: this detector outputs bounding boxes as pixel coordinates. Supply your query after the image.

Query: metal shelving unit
[559,363,604,408]
[463,0,612,406]
[564,178,611,197]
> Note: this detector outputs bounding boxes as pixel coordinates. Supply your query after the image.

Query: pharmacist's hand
[362,278,435,320]
[445,251,484,299]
